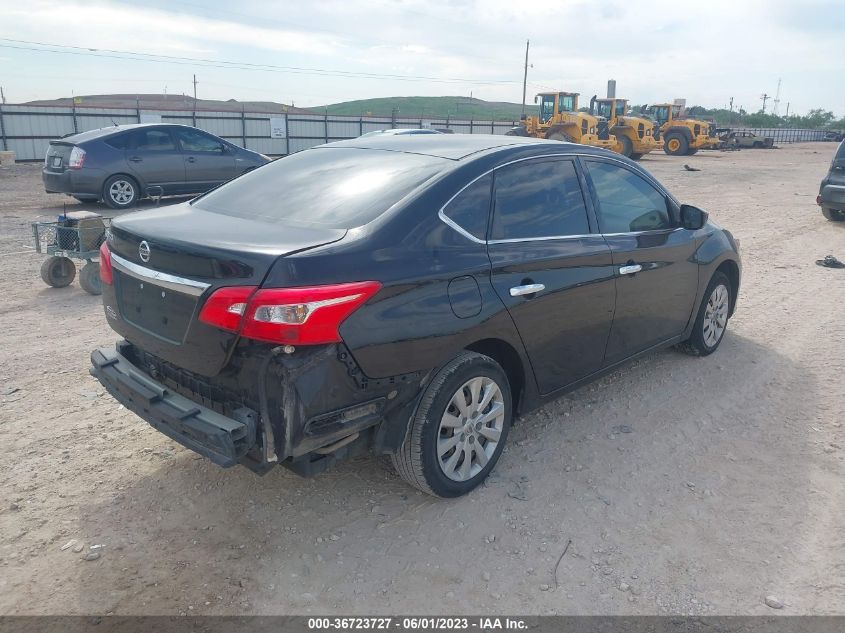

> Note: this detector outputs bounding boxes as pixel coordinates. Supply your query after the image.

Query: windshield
[193,148,448,229]
[558,94,576,112]
[652,106,670,123]
[616,101,626,117]
[539,95,555,123]
[594,101,612,118]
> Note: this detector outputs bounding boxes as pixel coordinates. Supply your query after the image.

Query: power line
[0,38,520,86]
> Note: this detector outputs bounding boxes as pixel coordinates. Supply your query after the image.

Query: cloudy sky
[0,0,842,114]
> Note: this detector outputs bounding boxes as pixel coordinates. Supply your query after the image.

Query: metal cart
[31,211,111,295]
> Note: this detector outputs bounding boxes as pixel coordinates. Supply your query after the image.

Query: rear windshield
[193,147,449,229]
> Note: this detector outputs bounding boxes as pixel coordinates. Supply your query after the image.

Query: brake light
[816,195,823,206]
[199,281,381,346]
[68,146,86,169]
[198,286,256,332]
[99,241,113,285]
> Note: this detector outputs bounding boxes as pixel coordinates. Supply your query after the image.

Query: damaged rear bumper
[90,346,258,467]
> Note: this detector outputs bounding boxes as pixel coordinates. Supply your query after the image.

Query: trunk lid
[44,142,74,172]
[106,202,346,376]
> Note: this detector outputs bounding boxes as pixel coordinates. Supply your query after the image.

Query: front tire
[617,135,633,157]
[630,153,644,161]
[103,175,139,209]
[40,256,76,288]
[678,272,732,356]
[664,133,689,156]
[391,352,512,498]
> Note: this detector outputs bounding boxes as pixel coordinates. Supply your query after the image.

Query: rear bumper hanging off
[90,346,258,467]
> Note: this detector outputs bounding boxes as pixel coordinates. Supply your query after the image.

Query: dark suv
[818,140,845,221]
[43,124,269,209]
[90,135,741,497]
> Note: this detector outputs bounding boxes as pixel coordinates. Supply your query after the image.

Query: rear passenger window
[442,174,492,240]
[492,159,589,240]
[585,161,672,233]
[113,129,176,151]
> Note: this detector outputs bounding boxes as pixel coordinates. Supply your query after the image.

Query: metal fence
[0,104,521,161]
[727,128,829,144]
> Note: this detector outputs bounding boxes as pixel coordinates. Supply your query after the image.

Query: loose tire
[617,135,633,157]
[40,256,76,288]
[547,131,575,143]
[103,175,139,209]
[822,207,845,221]
[663,133,689,156]
[678,272,732,356]
[79,262,102,295]
[391,352,512,498]
[630,153,644,161]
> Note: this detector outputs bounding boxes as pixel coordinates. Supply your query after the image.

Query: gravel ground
[0,143,843,616]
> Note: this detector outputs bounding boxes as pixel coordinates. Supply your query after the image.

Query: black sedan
[43,123,269,209]
[90,134,741,497]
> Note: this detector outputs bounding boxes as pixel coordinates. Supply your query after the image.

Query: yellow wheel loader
[506,92,617,151]
[646,103,719,156]
[589,96,661,160]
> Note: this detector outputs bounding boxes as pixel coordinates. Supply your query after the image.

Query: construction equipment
[646,103,719,156]
[589,96,661,160]
[506,92,617,151]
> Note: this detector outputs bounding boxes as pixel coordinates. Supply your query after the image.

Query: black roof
[320,134,580,160]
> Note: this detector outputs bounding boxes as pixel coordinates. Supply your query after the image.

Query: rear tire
[547,131,575,143]
[617,135,633,157]
[678,272,732,356]
[822,207,845,221]
[79,262,102,295]
[687,148,699,155]
[40,256,76,288]
[391,352,512,498]
[630,153,644,161]
[103,175,139,209]
[664,133,689,156]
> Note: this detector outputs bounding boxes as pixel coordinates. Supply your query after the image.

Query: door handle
[619,264,642,275]
[509,283,545,297]
[128,156,142,163]
[186,156,196,163]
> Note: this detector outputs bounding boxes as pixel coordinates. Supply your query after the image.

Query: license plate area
[115,271,198,343]
[51,156,62,168]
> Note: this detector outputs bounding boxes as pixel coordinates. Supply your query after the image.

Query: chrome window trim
[111,253,211,297]
[436,151,677,244]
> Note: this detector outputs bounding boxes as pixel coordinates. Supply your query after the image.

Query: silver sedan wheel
[437,376,505,482]
[109,180,135,205]
[703,283,729,347]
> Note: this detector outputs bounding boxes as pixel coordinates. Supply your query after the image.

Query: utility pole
[760,93,769,114]
[772,78,781,116]
[729,97,733,113]
[0,86,5,104]
[785,102,790,117]
[521,39,530,117]
[192,74,198,104]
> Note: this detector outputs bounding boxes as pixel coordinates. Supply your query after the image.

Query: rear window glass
[193,148,448,229]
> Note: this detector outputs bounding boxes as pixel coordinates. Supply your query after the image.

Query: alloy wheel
[437,376,505,482]
[109,180,135,205]
[703,283,729,347]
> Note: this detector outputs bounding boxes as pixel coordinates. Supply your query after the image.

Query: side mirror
[680,204,708,230]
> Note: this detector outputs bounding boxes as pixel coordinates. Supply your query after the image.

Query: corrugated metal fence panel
[5,103,830,160]
[327,120,361,139]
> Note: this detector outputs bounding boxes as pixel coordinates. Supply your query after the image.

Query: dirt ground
[0,143,843,617]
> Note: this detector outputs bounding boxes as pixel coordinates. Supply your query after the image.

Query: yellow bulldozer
[506,92,617,151]
[588,96,661,160]
[646,103,719,155]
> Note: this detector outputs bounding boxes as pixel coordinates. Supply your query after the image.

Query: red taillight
[816,195,823,206]
[99,241,113,285]
[198,281,381,346]
[198,286,256,332]
[68,146,86,169]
